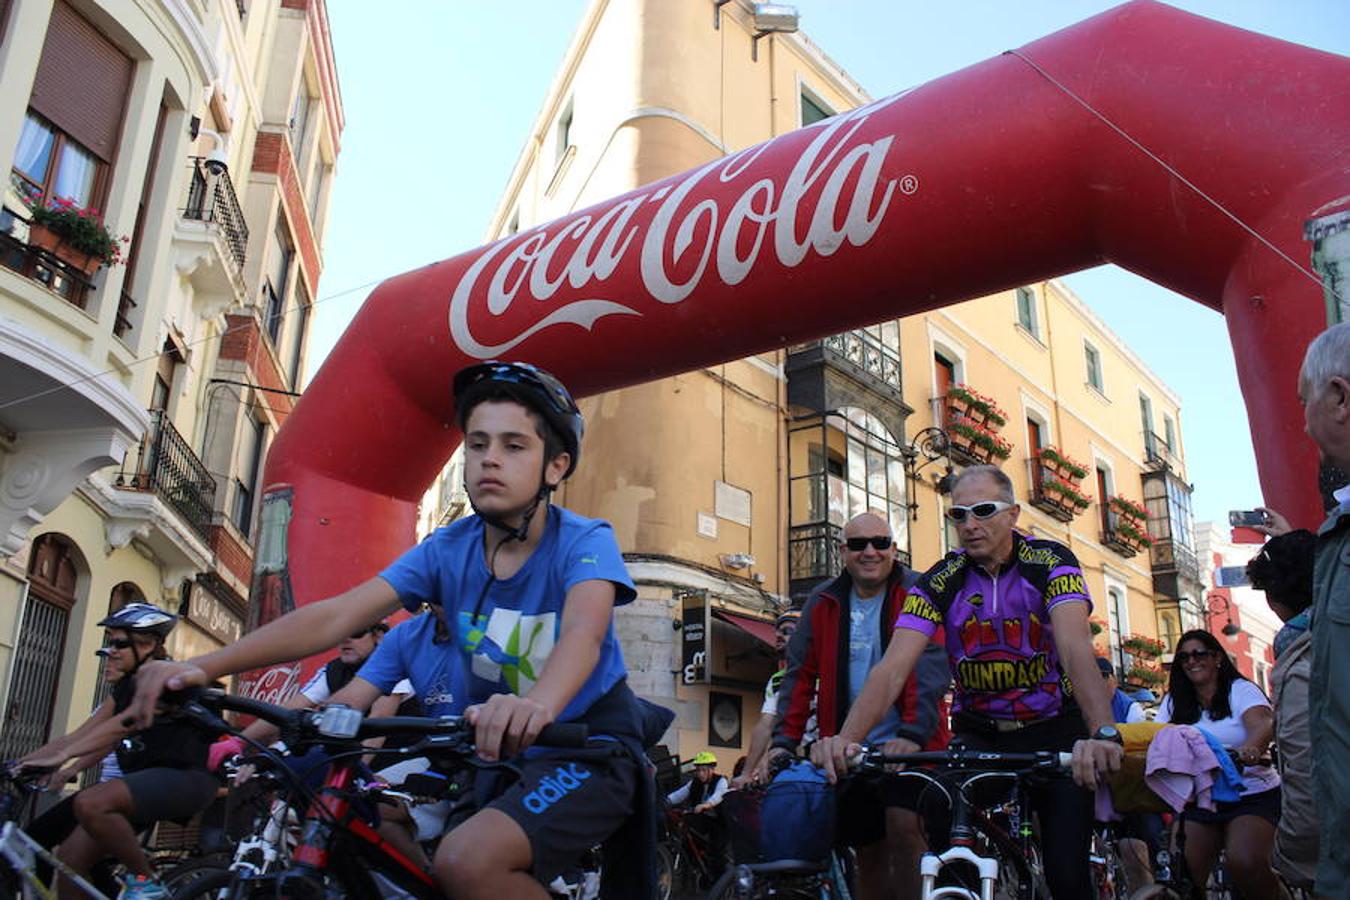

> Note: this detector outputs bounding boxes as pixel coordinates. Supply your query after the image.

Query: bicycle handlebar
[176,688,589,749]
[851,746,1073,773]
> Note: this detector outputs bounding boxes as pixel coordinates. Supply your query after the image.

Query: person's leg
[69,779,152,876]
[1119,837,1153,891]
[1180,820,1223,892]
[434,807,547,900]
[1030,776,1094,899]
[378,802,430,869]
[1222,815,1279,899]
[885,806,926,900]
[853,839,891,900]
[53,825,105,900]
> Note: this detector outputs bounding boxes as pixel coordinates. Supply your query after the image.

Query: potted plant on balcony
[1109,496,1149,522]
[947,385,1008,429]
[1116,519,1153,551]
[1036,445,1089,483]
[27,196,128,276]
[1089,617,1107,636]
[1122,633,1166,659]
[1125,663,1166,688]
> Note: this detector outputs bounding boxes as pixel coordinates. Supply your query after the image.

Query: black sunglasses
[104,638,135,650]
[843,535,893,552]
[1174,649,1216,663]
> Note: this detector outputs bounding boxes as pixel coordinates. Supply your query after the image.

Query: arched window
[788,408,908,599]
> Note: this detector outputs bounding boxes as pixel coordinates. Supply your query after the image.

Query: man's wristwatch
[1092,725,1124,745]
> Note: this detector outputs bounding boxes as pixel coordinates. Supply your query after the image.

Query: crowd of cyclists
[4,328,1348,899]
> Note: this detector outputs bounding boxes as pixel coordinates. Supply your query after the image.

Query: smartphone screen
[1215,565,1251,588]
[1228,510,1267,528]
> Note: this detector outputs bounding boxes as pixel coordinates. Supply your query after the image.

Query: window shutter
[29,1,132,162]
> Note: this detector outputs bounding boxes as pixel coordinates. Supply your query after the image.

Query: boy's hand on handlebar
[1071,738,1124,788]
[128,660,208,728]
[809,735,861,783]
[467,694,555,761]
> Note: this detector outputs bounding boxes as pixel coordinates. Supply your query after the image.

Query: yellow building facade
[422,0,1201,767]
[0,0,341,760]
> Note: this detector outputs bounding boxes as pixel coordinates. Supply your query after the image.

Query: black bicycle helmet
[452,361,583,478]
[98,602,177,639]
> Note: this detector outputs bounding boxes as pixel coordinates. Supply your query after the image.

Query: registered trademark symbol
[900,175,919,195]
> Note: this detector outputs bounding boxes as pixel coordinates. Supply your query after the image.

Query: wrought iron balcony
[0,224,97,310]
[1144,431,1182,473]
[1101,510,1140,558]
[182,157,249,271]
[1150,537,1201,598]
[786,329,908,437]
[1026,459,1087,523]
[116,409,217,540]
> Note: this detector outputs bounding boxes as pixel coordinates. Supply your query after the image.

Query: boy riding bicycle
[125,361,646,899]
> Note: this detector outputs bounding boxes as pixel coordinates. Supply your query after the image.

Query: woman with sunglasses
[13,604,217,899]
[1156,629,1280,898]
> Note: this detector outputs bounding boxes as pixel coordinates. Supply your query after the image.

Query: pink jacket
[1145,724,1221,812]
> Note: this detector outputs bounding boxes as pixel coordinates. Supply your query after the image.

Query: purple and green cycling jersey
[895,533,1092,721]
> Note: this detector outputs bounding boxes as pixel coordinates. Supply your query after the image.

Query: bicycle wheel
[656,843,675,900]
[169,868,237,900]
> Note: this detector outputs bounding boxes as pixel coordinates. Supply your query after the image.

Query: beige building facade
[420,0,1201,766]
[0,0,340,760]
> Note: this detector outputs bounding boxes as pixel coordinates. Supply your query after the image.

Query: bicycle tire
[169,868,236,900]
[655,842,675,900]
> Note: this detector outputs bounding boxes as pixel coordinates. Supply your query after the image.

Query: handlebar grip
[537,722,589,748]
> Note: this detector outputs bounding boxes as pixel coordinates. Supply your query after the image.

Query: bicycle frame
[0,821,111,900]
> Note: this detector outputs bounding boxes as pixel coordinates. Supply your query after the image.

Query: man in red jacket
[769,511,950,900]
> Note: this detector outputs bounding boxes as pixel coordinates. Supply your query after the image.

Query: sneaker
[117,873,170,899]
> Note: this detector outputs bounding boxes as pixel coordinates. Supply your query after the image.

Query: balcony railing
[182,158,249,271]
[790,330,902,390]
[1144,431,1182,472]
[0,225,97,309]
[114,290,136,338]
[1150,537,1200,584]
[1101,510,1139,558]
[116,409,217,540]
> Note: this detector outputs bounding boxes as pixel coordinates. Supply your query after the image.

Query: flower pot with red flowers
[1036,445,1089,484]
[1123,634,1165,659]
[946,385,1008,429]
[27,197,128,276]
[1125,664,1166,688]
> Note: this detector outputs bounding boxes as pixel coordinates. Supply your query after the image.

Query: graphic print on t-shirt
[460,608,558,694]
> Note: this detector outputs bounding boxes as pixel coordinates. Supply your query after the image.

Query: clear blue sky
[314,1,1349,526]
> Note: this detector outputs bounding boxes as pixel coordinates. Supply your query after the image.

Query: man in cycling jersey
[812,466,1123,900]
[127,362,646,900]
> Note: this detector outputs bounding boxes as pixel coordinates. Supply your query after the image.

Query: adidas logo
[523,763,592,814]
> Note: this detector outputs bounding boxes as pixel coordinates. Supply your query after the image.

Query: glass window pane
[12,115,54,189]
[790,476,824,526]
[827,475,847,525]
[52,141,97,206]
[889,504,908,555]
[881,320,899,354]
[848,484,867,519]
[887,457,905,503]
[867,446,886,496]
[847,438,866,488]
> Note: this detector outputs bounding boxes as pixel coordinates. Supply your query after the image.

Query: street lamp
[901,426,953,521]
[1206,592,1242,638]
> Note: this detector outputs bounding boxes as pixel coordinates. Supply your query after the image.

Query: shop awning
[712,609,777,649]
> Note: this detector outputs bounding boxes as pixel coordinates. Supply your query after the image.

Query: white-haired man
[1298,322,1350,899]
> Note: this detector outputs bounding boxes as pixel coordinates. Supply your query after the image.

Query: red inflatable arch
[242,1,1348,696]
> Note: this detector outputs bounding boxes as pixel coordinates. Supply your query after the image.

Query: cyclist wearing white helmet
[15,603,217,899]
[126,361,653,899]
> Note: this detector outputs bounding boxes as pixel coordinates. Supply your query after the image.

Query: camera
[1228,509,1269,528]
[204,148,229,177]
[1215,565,1251,588]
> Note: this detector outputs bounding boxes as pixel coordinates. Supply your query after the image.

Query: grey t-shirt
[849,588,903,743]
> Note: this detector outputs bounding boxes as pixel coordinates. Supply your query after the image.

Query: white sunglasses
[945,500,1016,523]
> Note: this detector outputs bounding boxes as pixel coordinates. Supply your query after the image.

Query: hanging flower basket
[1122,634,1166,658]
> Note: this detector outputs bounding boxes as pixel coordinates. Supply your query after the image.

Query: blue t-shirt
[849,588,902,743]
[363,506,635,725]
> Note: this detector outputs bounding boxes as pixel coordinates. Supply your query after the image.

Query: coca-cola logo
[237,663,301,707]
[449,93,915,358]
